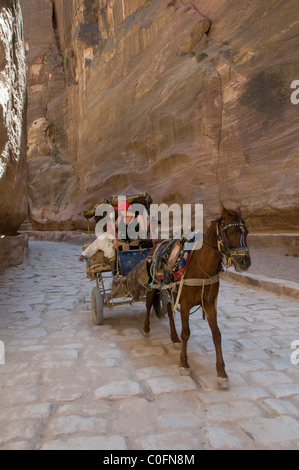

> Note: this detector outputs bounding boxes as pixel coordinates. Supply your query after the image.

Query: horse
[142,206,251,389]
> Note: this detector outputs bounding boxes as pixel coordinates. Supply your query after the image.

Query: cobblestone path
[0,240,298,450]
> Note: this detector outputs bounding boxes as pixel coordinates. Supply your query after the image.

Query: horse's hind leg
[167,302,181,349]
[142,290,155,337]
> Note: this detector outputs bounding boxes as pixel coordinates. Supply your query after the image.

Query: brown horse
[142,206,251,389]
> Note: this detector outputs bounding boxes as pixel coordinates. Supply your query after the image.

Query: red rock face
[0,0,27,235]
[22,0,299,232]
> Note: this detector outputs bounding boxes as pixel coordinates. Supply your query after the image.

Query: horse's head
[217,206,251,273]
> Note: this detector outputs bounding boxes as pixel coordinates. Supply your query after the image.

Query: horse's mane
[204,219,219,246]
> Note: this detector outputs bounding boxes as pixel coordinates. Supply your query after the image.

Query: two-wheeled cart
[81,193,167,325]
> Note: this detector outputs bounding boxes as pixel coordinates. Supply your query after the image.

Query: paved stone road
[0,240,298,450]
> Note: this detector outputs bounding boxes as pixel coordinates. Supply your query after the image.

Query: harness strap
[183,274,219,287]
[150,282,178,290]
[184,274,220,318]
[148,237,220,314]
[150,274,219,290]
[170,273,184,313]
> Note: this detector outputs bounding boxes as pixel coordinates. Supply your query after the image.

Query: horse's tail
[152,290,164,319]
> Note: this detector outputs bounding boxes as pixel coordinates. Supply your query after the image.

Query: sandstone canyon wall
[0,0,28,270]
[23,0,299,233]
[0,0,27,235]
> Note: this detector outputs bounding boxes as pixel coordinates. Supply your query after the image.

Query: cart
[81,193,168,325]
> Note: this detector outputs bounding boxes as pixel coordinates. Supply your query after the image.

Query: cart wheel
[160,292,169,317]
[91,287,104,325]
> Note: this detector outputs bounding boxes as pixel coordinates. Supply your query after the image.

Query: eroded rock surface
[0,0,27,235]
[22,0,299,232]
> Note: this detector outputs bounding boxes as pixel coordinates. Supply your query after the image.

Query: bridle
[216,217,250,266]
[203,217,250,267]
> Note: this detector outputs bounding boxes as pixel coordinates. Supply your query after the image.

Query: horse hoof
[217,377,230,390]
[142,329,150,338]
[179,367,190,376]
[173,342,182,350]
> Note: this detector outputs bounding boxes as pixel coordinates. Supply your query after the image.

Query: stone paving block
[0,386,39,406]
[121,328,142,336]
[249,370,294,387]
[95,380,144,400]
[262,398,299,417]
[224,372,247,386]
[40,435,128,450]
[34,349,80,364]
[57,401,111,418]
[84,358,120,369]
[266,347,294,360]
[269,383,299,398]
[233,386,270,401]
[90,346,124,360]
[204,401,261,423]
[129,345,166,358]
[237,349,271,361]
[133,431,202,450]
[2,440,33,450]
[109,398,159,436]
[135,365,180,381]
[13,318,42,328]
[241,415,299,446]
[83,365,130,387]
[157,412,202,430]
[156,390,201,415]
[145,376,197,395]
[15,328,48,339]
[47,415,107,436]
[0,419,41,444]
[204,426,244,449]
[47,300,77,310]
[0,403,52,421]
[0,369,40,388]
[0,361,31,374]
[43,385,83,402]
[270,359,296,371]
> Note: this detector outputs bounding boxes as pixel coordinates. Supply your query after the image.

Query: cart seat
[83,244,113,279]
[119,248,152,277]
[117,239,143,251]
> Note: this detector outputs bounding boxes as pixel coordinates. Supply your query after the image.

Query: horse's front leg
[204,302,229,389]
[142,290,155,337]
[179,301,191,372]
